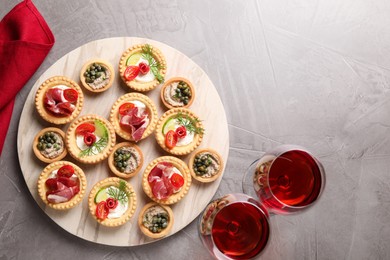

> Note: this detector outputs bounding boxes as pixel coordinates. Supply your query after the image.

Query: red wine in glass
[252,145,325,214]
[199,193,270,259]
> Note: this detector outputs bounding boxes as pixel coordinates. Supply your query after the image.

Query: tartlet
[66,114,116,164]
[189,148,224,183]
[142,156,191,205]
[108,142,144,179]
[118,43,167,92]
[138,202,174,239]
[33,127,67,163]
[80,59,115,93]
[155,108,204,156]
[37,161,87,210]
[109,93,158,142]
[88,177,137,227]
[161,77,195,109]
[35,76,83,124]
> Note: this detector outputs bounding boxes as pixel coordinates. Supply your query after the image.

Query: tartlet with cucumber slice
[88,177,137,227]
[80,59,115,93]
[65,114,116,164]
[155,108,204,156]
[119,43,166,92]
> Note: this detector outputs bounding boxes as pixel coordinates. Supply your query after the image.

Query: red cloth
[0,0,54,155]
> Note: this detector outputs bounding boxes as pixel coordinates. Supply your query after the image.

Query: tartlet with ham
[35,76,83,125]
[37,161,87,210]
[110,93,158,142]
[142,156,191,205]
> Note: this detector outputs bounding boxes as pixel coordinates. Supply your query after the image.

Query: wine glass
[199,193,270,260]
[242,145,325,214]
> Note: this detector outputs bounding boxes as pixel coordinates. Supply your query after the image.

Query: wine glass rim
[257,145,326,211]
[205,193,271,260]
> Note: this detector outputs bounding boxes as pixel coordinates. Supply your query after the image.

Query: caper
[152,227,157,233]
[183,99,188,105]
[120,167,125,172]
[53,144,58,149]
[122,162,127,167]
[118,155,123,161]
[117,162,123,168]
[96,65,101,71]
[162,222,167,228]
[114,151,119,156]
[90,65,95,70]
[45,132,50,138]
[198,166,205,172]
[37,143,43,150]
[96,72,102,78]
[46,143,52,148]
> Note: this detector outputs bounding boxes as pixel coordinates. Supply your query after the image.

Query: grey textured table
[1,0,390,259]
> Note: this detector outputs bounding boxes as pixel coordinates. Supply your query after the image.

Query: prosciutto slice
[45,172,80,204]
[47,186,79,203]
[148,162,180,200]
[119,106,149,142]
[43,87,76,117]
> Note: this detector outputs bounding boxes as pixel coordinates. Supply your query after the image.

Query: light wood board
[17,37,229,246]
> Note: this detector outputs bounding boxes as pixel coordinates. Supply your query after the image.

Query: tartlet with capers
[189,148,223,183]
[108,142,144,179]
[161,77,195,109]
[138,202,174,239]
[33,127,67,163]
[80,59,115,93]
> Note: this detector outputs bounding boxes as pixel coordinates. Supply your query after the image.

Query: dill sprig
[176,112,204,135]
[78,121,109,157]
[141,44,165,83]
[107,180,131,205]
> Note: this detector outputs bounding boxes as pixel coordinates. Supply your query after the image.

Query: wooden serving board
[17,37,229,246]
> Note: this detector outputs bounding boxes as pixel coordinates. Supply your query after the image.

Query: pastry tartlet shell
[88,177,137,227]
[80,59,115,93]
[189,148,224,183]
[35,76,83,124]
[37,161,87,210]
[142,156,192,205]
[33,127,67,163]
[66,114,116,164]
[108,142,144,179]
[118,44,167,92]
[155,108,204,156]
[161,77,195,110]
[110,93,158,142]
[138,202,174,239]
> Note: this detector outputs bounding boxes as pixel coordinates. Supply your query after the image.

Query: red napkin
[0,0,55,155]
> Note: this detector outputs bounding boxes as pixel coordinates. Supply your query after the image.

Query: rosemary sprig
[176,112,204,135]
[107,180,131,205]
[141,44,165,83]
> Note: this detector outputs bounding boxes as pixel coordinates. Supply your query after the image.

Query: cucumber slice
[94,120,108,138]
[162,117,177,134]
[126,53,142,66]
[95,188,109,203]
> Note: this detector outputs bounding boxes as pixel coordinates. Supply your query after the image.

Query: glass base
[242,159,260,200]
